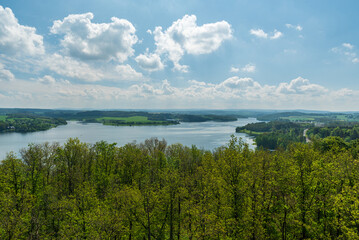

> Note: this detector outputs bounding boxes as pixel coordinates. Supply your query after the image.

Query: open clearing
[97,116,161,123]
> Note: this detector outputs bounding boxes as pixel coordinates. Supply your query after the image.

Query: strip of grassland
[97,116,150,123]
[96,116,176,126]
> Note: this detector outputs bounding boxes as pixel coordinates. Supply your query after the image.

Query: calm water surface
[0,118,259,159]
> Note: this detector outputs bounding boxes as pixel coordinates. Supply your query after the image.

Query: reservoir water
[0,118,259,159]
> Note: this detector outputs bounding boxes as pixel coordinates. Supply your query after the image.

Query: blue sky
[0,0,358,110]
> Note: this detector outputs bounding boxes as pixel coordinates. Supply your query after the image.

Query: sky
[0,0,358,111]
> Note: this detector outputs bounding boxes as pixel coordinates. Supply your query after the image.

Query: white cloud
[277,77,327,95]
[250,28,282,40]
[152,14,232,72]
[0,63,14,81]
[230,64,256,73]
[343,43,354,49]
[230,66,240,73]
[132,76,329,107]
[241,64,256,73]
[43,53,144,82]
[37,75,56,84]
[51,12,138,62]
[220,77,258,90]
[44,53,105,82]
[270,30,283,40]
[135,50,164,72]
[2,75,359,110]
[250,29,268,38]
[115,64,143,81]
[285,24,303,31]
[0,6,44,55]
[132,79,176,97]
[332,43,358,64]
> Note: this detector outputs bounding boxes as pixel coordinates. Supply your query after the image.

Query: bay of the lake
[0,118,259,159]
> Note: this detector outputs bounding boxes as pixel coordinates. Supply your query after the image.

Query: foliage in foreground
[1,137,359,239]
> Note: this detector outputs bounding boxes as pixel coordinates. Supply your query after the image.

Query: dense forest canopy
[1,136,359,239]
[236,121,309,149]
[237,120,359,150]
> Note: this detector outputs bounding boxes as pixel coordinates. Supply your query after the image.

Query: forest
[236,121,309,149]
[1,136,359,239]
[0,113,67,133]
[308,125,359,142]
[237,120,359,150]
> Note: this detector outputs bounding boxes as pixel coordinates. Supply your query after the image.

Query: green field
[279,114,359,123]
[0,115,6,121]
[236,129,263,136]
[97,116,152,123]
[280,116,316,121]
[6,117,32,123]
[333,114,359,121]
[95,116,175,126]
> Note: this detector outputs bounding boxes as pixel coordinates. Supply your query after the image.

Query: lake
[0,118,259,159]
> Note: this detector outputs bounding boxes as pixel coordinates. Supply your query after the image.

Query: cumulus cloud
[343,43,354,49]
[37,75,56,84]
[250,29,268,38]
[0,6,44,55]
[241,64,256,73]
[132,79,176,97]
[332,43,358,64]
[250,28,282,40]
[2,75,359,110]
[220,77,258,90]
[0,78,130,108]
[0,63,14,81]
[44,53,105,82]
[135,50,164,72]
[230,66,240,73]
[115,64,143,81]
[152,14,232,72]
[270,30,283,40]
[277,77,327,95]
[285,24,303,31]
[230,64,256,73]
[51,12,138,62]
[43,53,144,82]
[127,76,333,109]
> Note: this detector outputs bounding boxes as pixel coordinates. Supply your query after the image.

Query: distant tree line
[0,113,66,133]
[45,110,239,123]
[2,136,359,239]
[236,121,308,149]
[308,126,359,142]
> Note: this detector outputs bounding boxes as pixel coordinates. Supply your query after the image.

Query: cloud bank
[0,6,44,55]
[150,14,232,72]
[51,12,138,62]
